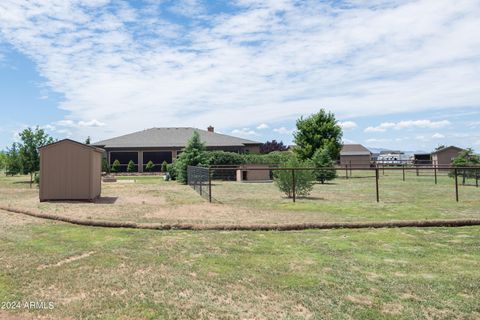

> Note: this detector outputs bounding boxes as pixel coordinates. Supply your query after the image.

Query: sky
[0,0,479,153]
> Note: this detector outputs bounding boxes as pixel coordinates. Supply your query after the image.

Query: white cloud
[0,1,479,142]
[432,133,445,139]
[342,138,357,144]
[231,128,258,136]
[56,119,105,128]
[256,123,269,130]
[273,127,294,135]
[78,119,106,127]
[365,120,451,132]
[338,121,358,130]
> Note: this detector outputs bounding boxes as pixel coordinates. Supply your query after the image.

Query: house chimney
[207,125,214,133]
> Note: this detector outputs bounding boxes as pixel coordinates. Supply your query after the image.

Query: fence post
[434,166,437,185]
[349,161,352,178]
[292,169,296,203]
[345,165,348,179]
[402,164,405,182]
[208,167,212,203]
[454,168,459,202]
[375,168,380,203]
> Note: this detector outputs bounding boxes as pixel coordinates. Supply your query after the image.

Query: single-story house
[340,144,372,168]
[431,146,465,169]
[92,127,262,172]
[39,139,104,202]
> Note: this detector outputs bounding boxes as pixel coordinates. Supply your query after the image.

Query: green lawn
[0,173,479,319]
[212,169,480,222]
[0,216,479,319]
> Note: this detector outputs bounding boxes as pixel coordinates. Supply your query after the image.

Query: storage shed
[340,144,372,168]
[431,146,464,170]
[236,164,271,182]
[39,139,104,202]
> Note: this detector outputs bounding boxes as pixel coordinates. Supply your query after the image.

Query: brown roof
[340,144,371,156]
[431,146,464,155]
[93,127,261,149]
[40,139,104,153]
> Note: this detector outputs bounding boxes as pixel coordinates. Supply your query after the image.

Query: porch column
[138,151,143,173]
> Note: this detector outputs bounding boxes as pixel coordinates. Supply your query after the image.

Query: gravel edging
[1,205,480,231]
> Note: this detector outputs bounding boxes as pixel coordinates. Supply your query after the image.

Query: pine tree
[127,160,136,173]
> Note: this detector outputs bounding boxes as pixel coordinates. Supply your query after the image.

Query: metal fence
[187,165,479,203]
[187,166,212,202]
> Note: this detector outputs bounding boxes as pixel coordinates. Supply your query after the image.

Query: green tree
[450,148,480,184]
[145,160,155,172]
[111,159,121,173]
[5,143,22,176]
[0,151,6,172]
[293,109,343,160]
[174,131,207,184]
[85,136,91,145]
[312,148,336,184]
[18,127,55,182]
[161,161,168,173]
[127,160,136,173]
[435,145,446,151]
[274,156,315,198]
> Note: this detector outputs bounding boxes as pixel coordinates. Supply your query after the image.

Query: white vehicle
[376,153,410,165]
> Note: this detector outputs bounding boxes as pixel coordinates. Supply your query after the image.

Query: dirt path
[1,204,480,231]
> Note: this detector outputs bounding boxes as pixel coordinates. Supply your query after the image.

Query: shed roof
[340,144,371,156]
[92,127,262,148]
[431,146,465,155]
[40,139,104,153]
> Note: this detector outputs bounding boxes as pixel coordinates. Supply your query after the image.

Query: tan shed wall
[90,151,102,199]
[340,155,371,168]
[40,142,102,201]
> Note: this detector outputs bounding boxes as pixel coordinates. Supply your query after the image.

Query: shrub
[102,158,110,173]
[34,172,40,184]
[161,161,168,172]
[312,148,336,184]
[449,148,480,183]
[145,160,155,172]
[243,151,294,165]
[166,163,177,180]
[111,159,120,173]
[274,156,315,198]
[127,160,136,173]
[204,151,244,166]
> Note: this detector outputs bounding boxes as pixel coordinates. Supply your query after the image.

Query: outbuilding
[39,139,104,202]
[431,146,464,169]
[340,144,372,168]
[236,164,271,182]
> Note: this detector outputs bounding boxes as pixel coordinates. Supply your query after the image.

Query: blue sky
[0,0,479,152]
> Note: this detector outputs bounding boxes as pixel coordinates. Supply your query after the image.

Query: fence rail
[187,165,479,203]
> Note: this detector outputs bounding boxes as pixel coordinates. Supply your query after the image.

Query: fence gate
[187,166,212,202]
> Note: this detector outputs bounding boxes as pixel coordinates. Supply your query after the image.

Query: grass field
[1,213,479,319]
[0,173,479,319]
[0,170,478,226]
